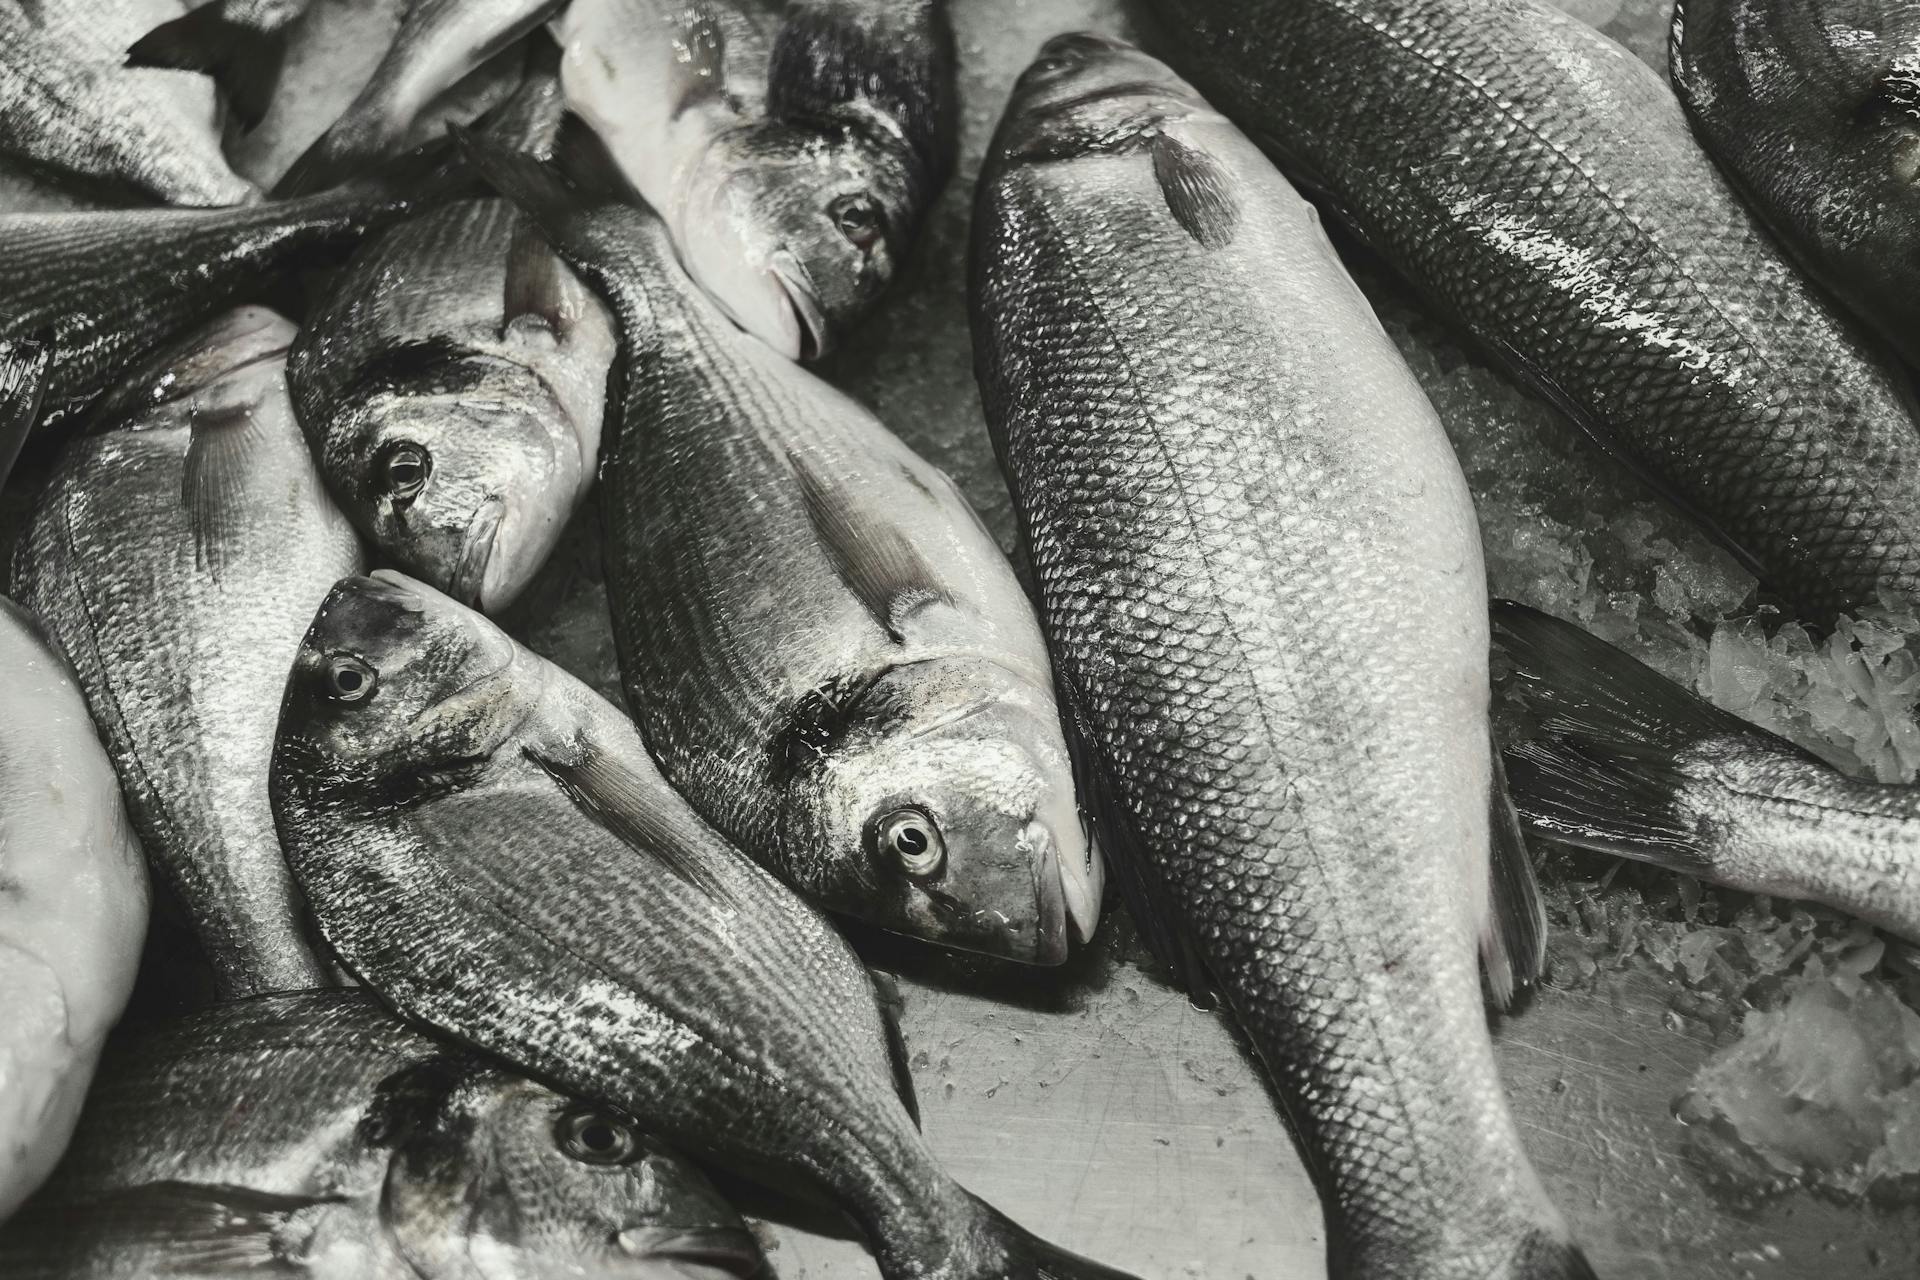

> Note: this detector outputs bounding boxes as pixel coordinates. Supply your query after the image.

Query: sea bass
[126,0,318,129]
[972,37,1589,1279]
[0,990,764,1277]
[1152,0,1920,620]
[550,0,957,358]
[1496,601,1920,944]
[1671,0,1920,367]
[0,151,458,427]
[0,599,148,1222]
[0,0,255,204]
[269,571,1136,1280]
[17,308,363,997]
[460,132,1099,963]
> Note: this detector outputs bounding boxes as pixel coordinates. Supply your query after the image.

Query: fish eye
[874,807,946,878]
[380,442,431,504]
[554,1106,641,1166]
[323,654,376,703]
[830,195,883,252]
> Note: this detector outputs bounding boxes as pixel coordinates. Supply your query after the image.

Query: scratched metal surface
[6,0,1915,1277]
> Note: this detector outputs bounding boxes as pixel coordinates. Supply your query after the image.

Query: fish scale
[1153,0,1920,619]
[972,38,1588,1280]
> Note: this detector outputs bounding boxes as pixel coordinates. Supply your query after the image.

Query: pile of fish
[0,0,1914,1275]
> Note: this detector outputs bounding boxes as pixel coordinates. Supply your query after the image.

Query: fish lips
[767,253,829,362]
[613,1225,765,1277]
[449,496,506,613]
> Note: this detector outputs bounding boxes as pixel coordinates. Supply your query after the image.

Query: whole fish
[0,0,254,206]
[1670,0,1920,367]
[126,0,316,130]
[972,37,1589,1279]
[0,150,458,428]
[459,132,1100,963]
[275,0,566,196]
[550,0,957,358]
[1496,601,1920,944]
[0,599,148,1222]
[17,308,363,997]
[0,990,764,1277]
[1152,0,1920,621]
[290,197,614,613]
[269,570,1137,1280]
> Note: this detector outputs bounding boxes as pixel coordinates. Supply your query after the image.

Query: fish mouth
[449,496,506,612]
[767,253,829,362]
[1029,813,1101,947]
[1028,834,1072,966]
[613,1226,764,1277]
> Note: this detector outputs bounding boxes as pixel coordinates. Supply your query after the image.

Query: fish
[0,0,256,205]
[0,145,459,428]
[125,0,318,131]
[274,0,567,196]
[457,130,1100,964]
[0,335,51,485]
[1670,0,1920,368]
[1151,0,1920,622]
[971,36,1591,1279]
[269,570,1138,1280]
[15,307,364,998]
[1494,600,1920,945]
[549,0,958,358]
[0,989,765,1277]
[0,597,149,1223]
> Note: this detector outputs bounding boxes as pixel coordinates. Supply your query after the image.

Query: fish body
[1671,0,1920,367]
[0,0,254,204]
[971,37,1585,1280]
[290,195,615,613]
[1496,601,1920,944]
[460,135,1098,963]
[17,308,363,997]
[0,155,453,428]
[269,570,1136,1280]
[126,0,321,130]
[0,600,148,1222]
[1153,0,1920,620]
[552,0,956,357]
[0,990,764,1278]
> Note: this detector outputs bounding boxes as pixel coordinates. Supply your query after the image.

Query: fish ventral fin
[1150,134,1238,250]
[528,741,735,907]
[0,334,50,490]
[1493,600,1767,873]
[125,8,287,132]
[1483,743,1546,1011]
[787,448,952,644]
[181,399,272,581]
[70,1181,337,1269]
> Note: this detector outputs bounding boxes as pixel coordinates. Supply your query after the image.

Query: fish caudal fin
[1482,743,1546,1011]
[1492,600,1764,872]
[978,1197,1143,1279]
[126,9,287,131]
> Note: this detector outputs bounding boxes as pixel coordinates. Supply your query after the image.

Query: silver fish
[461,132,1101,963]
[0,990,764,1277]
[17,307,364,997]
[0,0,255,204]
[1670,0,1920,367]
[269,570,1137,1280]
[0,599,148,1222]
[1496,601,1920,944]
[550,0,957,358]
[972,37,1589,1279]
[125,0,320,130]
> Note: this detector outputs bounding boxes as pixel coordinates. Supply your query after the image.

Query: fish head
[996,33,1210,157]
[680,119,917,360]
[280,571,536,781]
[784,659,1101,965]
[382,1061,764,1279]
[315,351,591,614]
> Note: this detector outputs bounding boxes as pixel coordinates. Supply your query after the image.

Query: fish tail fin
[978,1197,1143,1279]
[126,9,287,131]
[1517,1227,1601,1279]
[0,335,51,489]
[1481,743,1547,1011]
[1493,600,1760,872]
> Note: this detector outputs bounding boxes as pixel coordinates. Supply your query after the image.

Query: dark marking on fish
[1150,134,1238,249]
[787,448,951,645]
[350,337,492,397]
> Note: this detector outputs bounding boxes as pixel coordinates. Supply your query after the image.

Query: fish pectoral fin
[125,6,288,132]
[1492,600,1760,872]
[1482,743,1547,1011]
[74,1181,337,1270]
[502,210,578,341]
[870,968,921,1128]
[525,740,736,907]
[0,333,50,490]
[1150,134,1239,250]
[787,449,953,643]
[181,399,273,581]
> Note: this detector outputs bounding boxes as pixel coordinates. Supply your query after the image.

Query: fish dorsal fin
[526,735,734,907]
[70,1181,335,1270]
[869,968,921,1128]
[787,448,952,644]
[0,334,50,489]
[181,398,273,581]
[1482,743,1547,1011]
[1149,134,1239,250]
[502,211,577,344]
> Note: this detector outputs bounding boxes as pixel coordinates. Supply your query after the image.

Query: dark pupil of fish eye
[388,455,422,488]
[579,1122,617,1153]
[893,825,929,856]
[333,666,363,693]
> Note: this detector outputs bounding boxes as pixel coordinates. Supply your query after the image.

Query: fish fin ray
[0,335,50,489]
[126,9,287,131]
[69,1181,332,1270]
[1482,743,1546,1010]
[1150,134,1238,250]
[870,968,921,1128]
[502,211,576,340]
[181,400,271,581]
[786,449,951,643]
